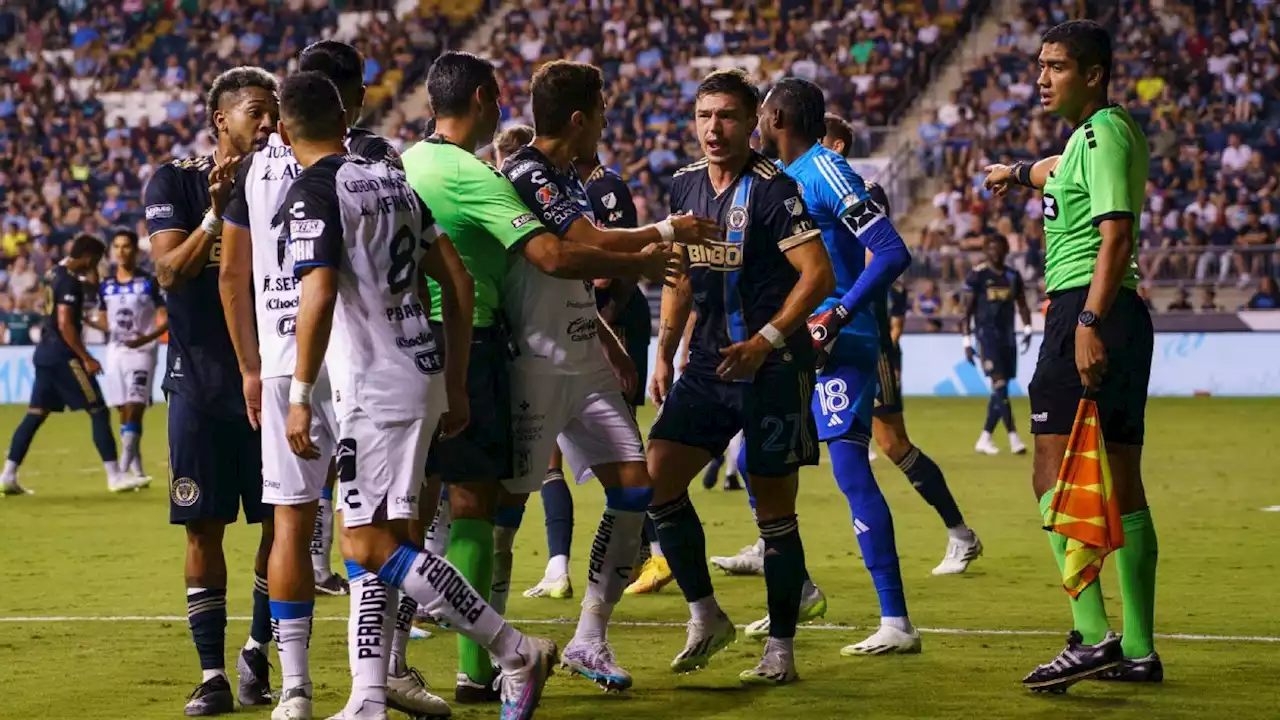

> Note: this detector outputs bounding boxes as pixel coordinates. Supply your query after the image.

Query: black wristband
[1013,161,1034,188]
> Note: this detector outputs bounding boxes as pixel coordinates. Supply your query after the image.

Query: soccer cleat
[561,639,633,691]
[271,687,313,720]
[314,573,350,596]
[1022,631,1122,693]
[454,672,501,704]
[237,646,274,706]
[388,667,452,718]
[1009,432,1027,455]
[671,612,737,673]
[745,582,828,640]
[324,702,388,720]
[626,542,652,585]
[701,455,725,489]
[738,641,799,686]
[410,625,432,640]
[499,636,558,720]
[932,532,983,575]
[624,556,674,595]
[521,574,573,599]
[109,472,152,493]
[184,675,235,716]
[0,474,32,496]
[868,446,878,462]
[974,434,1000,455]
[840,624,923,656]
[1096,651,1163,683]
[710,538,764,576]
[723,471,743,491]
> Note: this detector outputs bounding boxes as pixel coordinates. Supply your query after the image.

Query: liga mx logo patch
[171,477,199,507]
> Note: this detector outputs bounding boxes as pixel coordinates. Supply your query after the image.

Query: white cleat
[974,434,1000,455]
[325,701,388,720]
[561,639,633,691]
[387,667,451,718]
[738,639,799,686]
[1008,433,1027,455]
[840,624,923,656]
[272,688,314,720]
[500,636,558,720]
[709,538,764,576]
[868,447,879,462]
[109,472,152,493]
[932,531,983,575]
[671,612,737,673]
[0,474,32,496]
[745,582,828,640]
[521,574,573,599]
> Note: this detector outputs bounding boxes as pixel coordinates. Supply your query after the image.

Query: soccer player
[90,229,167,480]
[494,123,533,167]
[647,69,835,684]
[0,234,143,495]
[278,70,556,720]
[146,66,277,715]
[821,116,982,574]
[219,44,447,720]
[983,20,1159,691]
[963,233,1033,456]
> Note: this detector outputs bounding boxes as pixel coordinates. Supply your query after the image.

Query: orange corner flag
[1042,399,1126,598]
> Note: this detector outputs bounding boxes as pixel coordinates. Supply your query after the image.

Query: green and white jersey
[401,138,545,327]
[1041,105,1147,294]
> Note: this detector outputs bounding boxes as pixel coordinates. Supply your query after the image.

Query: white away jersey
[223,130,402,378]
[287,154,443,423]
[98,272,164,351]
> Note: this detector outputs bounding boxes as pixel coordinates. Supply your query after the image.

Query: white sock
[202,668,228,683]
[424,494,451,557]
[650,541,664,558]
[346,572,396,713]
[312,495,333,580]
[573,596,614,645]
[572,506,644,644]
[104,459,121,477]
[689,596,722,624]
[546,554,569,580]
[130,448,143,475]
[978,430,992,443]
[947,524,974,542]
[119,430,139,476]
[882,615,913,633]
[244,637,263,652]
[388,591,417,677]
[491,525,518,615]
[726,431,744,477]
[272,609,314,694]
[1008,431,1022,443]
[3,459,17,477]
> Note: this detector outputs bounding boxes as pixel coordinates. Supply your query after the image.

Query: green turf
[1,398,1278,719]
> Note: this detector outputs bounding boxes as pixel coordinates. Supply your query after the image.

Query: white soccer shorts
[507,368,646,494]
[102,347,157,407]
[336,405,442,529]
[261,373,338,506]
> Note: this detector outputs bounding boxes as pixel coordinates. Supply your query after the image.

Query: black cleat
[723,472,743,491]
[1097,652,1163,682]
[454,671,502,704]
[315,572,350,596]
[184,675,235,716]
[237,646,274,706]
[1022,631,1122,693]
[701,455,725,490]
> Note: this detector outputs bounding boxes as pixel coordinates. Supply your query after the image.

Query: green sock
[1040,492,1111,645]
[1115,508,1159,658]
[447,518,495,685]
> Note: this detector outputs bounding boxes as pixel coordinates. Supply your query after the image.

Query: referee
[984,20,1159,692]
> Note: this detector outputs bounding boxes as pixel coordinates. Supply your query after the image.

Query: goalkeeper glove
[808,304,851,369]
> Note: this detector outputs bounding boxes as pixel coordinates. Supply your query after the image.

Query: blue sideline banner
[0,345,170,405]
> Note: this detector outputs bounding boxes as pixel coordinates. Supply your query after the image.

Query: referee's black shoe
[1022,630,1122,693]
[1097,651,1164,683]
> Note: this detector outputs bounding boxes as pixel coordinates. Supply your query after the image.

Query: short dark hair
[279,72,346,143]
[1042,20,1112,89]
[696,69,759,116]
[69,233,106,259]
[111,229,139,247]
[207,66,278,135]
[427,52,498,119]
[766,77,826,144]
[823,113,854,157]
[299,40,365,104]
[530,61,604,136]
[496,124,534,158]
[986,232,1010,250]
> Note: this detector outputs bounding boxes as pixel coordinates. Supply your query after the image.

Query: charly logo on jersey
[1043,193,1059,220]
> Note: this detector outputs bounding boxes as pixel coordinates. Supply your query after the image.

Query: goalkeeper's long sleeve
[838,214,911,315]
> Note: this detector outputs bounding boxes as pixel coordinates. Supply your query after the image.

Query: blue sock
[759,514,807,638]
[250,572,272,646]
[89,409,118,463]
[829,434,908,618]
[996,384,1014,431]
[187,587,228,671]
[540,469,573,559]
[7,412,46,464]
[648,493,713,602]
[983,389,1001,433]
[895,445,965,528]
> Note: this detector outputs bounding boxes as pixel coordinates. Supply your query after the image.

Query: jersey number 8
[387,226,418,295]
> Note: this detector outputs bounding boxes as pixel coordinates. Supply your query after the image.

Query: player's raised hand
[439,386,471,440]
[982,164,1013,197]
[668,214,723,247]
[650,358,674,407]
[286,402,320,459]
[637,243,681,285]
[717,335,771,381]
[208,154,244,215]
[242,369,262,431]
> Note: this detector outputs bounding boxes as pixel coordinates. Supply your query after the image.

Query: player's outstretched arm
[984,155,1061,195]
[419,233,475,439]
[651,257,692,406]
[562,213,721,253]
[521,233,677,283]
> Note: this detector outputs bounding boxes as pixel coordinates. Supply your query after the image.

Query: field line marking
[1,615,1276,643]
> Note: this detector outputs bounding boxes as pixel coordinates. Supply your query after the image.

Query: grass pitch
[1,398,1278,719]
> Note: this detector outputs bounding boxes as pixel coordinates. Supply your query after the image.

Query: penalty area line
[0,615,1276,643]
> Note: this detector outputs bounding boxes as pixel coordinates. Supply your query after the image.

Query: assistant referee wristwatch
[1077,310,1100,328]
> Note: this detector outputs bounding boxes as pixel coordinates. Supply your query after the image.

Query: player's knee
[448,481,497,520]
[750,473,799,521]
[992,377,1008,391]
[881,436,914,464]
[272,503,316,544]
[1031,435,1067,497]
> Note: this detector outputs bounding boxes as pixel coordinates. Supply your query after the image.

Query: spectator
[1246,276,1280,309]
[1198,286,1223,313]
[1167,287,1193,312]
[1221,133,1253,172]
[7,256,39,304]
[0,295,40,345]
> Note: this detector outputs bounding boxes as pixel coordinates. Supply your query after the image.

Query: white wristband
[759,322,786,349]
[656,217,676,244]
[1021,325,1033,338]
[289,379,314,405]
[201,209,223,236]
[962,334,973,350]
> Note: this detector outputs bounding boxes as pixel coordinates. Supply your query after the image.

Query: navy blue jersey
[143,155,244,416]
[584,167,651,345]
[33,263,86,366]
[669,154,821,379]
[874,283,908,352]
[965,264,1024,337]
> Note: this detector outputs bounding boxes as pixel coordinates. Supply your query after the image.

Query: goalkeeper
[984,20,1159,692]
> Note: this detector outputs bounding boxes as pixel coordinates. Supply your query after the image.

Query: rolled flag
[1042,398,1126,598]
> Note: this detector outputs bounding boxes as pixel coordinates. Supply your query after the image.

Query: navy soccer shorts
[168,392,265,525]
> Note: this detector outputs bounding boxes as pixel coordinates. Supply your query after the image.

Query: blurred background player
[145,66,277,716]
[647,69,834,684]
[0,234,144,495]
[962,233,1033,456]
[89,229,167,482]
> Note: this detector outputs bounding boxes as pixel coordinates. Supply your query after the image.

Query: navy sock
[896,445,965,528]
[187,587,228,671]
[983,389,1001,433]
[996,384,1015,431]
[830,434,908,618]
[759,514,807,638]
[250,572,272,646]
[641,515,657,545]
[7,412,46,464]
[648,492,713,602]
[89,409,118,463]
[540,469,573,559]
